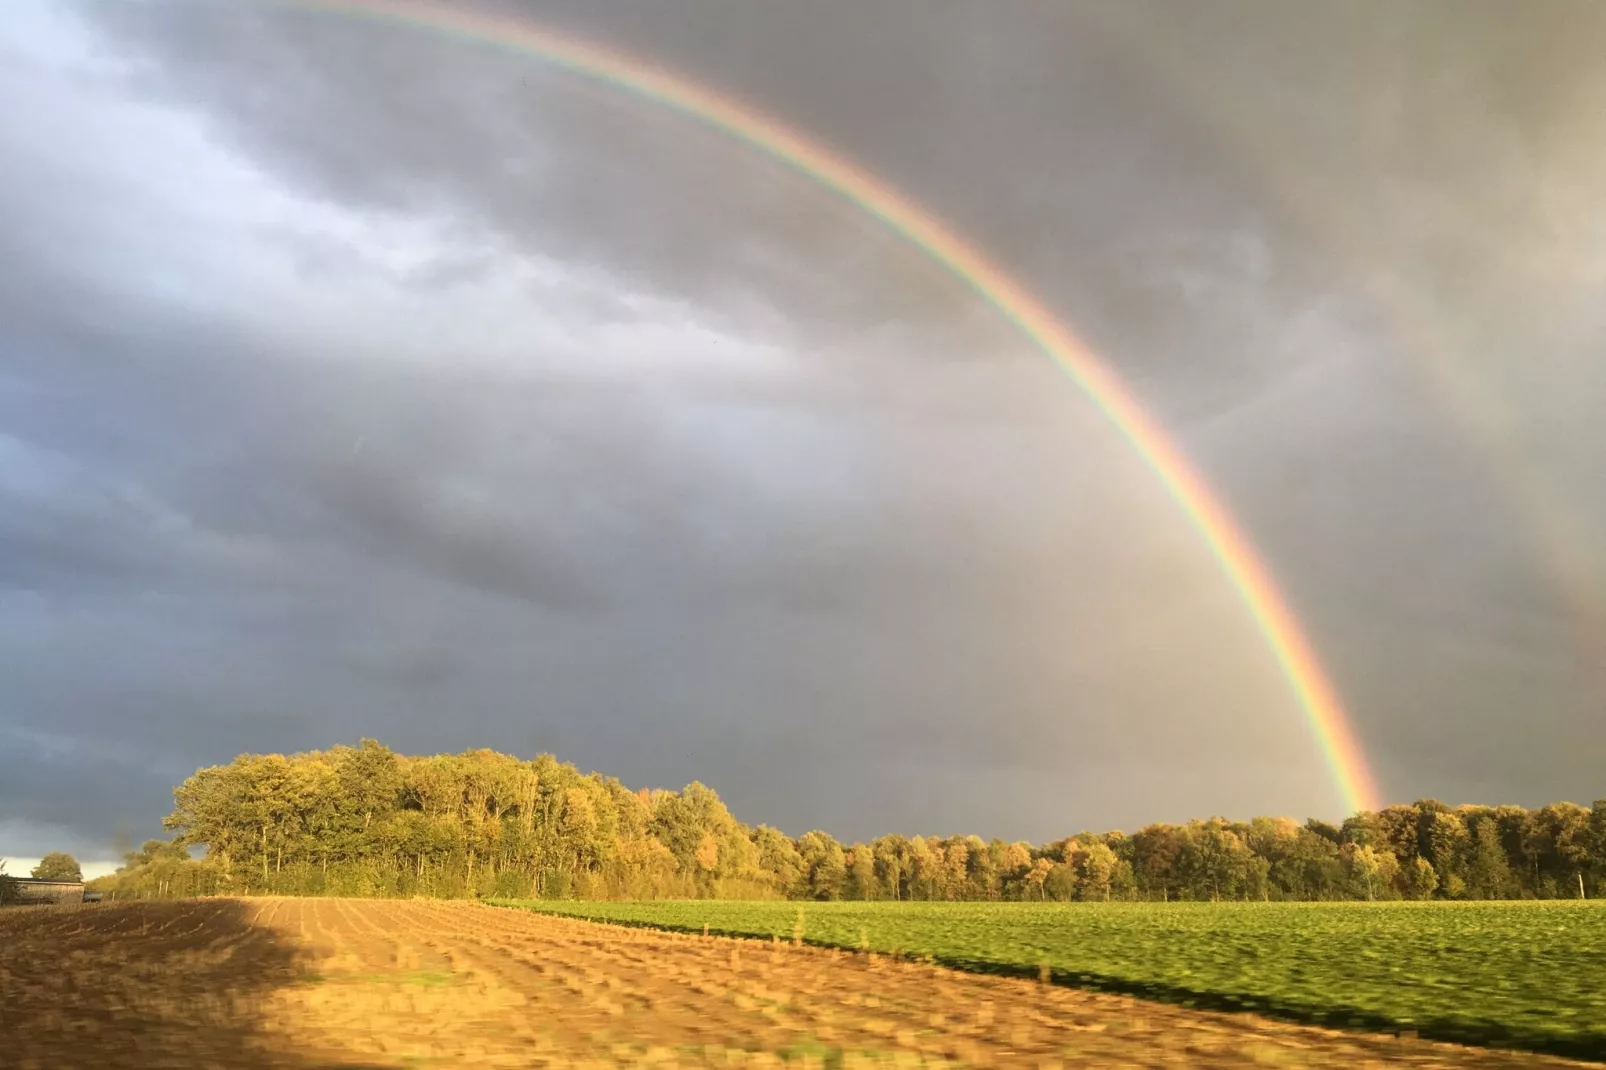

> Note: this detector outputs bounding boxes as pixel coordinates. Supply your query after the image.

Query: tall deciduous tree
[1076,841,1118,902]
[1587,800,1606,896]
[1408,857,1439,900]
[845,844,878,900]
[31,852,82,882]
[1345,845,1392,901]
[796,831,847,900]
[1468,818,1516,899]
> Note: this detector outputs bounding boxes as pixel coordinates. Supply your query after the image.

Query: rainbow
[1081,2,1606,712]
[280,0,1382,814]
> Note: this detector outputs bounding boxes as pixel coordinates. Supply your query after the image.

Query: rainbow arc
[284,0,1382,813]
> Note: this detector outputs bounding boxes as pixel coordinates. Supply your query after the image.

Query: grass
[492,898,1606,1060]
[361,969,458,987]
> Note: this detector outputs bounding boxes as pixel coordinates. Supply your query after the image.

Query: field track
[0,898,1592,1069]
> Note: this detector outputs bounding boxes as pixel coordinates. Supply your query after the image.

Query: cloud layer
[2,0,1602,857]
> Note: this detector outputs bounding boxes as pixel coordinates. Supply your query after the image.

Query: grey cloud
[0,726,185,850]
[87,0,1001,357]
[0,434,266,595]
[2,0,1603,856]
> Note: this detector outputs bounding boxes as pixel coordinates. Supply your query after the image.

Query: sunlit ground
[1,899,1596,1068]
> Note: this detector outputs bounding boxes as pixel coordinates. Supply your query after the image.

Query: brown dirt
[0,897,1590,1068]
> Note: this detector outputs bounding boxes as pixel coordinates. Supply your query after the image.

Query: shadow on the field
[0,898,389,1069]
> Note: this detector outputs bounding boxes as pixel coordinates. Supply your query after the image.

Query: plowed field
[0,898,1591,1068]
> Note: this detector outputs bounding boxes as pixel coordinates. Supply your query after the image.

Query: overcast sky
[3,0,1603,865]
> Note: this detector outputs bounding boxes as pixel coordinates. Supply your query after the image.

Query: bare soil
[0,898,1589,1068]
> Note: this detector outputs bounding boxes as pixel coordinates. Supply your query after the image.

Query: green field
[496,899,1606,1060]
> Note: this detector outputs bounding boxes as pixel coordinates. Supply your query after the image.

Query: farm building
[6,877,87,905]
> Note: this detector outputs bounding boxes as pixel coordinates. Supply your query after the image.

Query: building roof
[9,877,85,886]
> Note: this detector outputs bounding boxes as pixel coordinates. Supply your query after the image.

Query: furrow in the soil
[4,901,1596,1069]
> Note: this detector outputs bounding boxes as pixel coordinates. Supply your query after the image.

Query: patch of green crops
[493,899,1606,1060]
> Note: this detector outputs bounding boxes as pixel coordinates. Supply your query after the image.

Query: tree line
[89,740,1606,903]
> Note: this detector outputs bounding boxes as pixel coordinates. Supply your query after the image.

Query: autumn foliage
[91,740,1606,904]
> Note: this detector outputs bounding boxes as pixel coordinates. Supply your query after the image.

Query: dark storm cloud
[0,727,181,845]
[3,0,1603,861]
[86,0,1001,358]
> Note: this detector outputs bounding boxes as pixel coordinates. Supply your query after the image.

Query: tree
[0,859,18,905]
[1132,824,1184,901]
[1305,818,1343,845]
[94,840,216,900]
[906,837,944,900]
[1076,841,1119,902]
[1408,856,1439,900]
[751,826,805,897]
[1179,819,1250,901]
[873,836,913,901]
[694,834,720,874]
[962,836,998,899]
[1522,803,1591,898]
[1023,856,1054,900]
[1420,810,1469,897]
[31,853,82,882]
[1468,818,1516,899]
[142,737,1606,906]
[1340,812,1382,848]
[1044,861,1078,901]
[845,844,878,900]
[1587,799,1606,896]
[1344,845,1399,901]
[796,831,847,900]
[1375,805,1421,871]
[1269,827,1342,900]
[1244,855,1272,902]
[995,841,1033,899]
